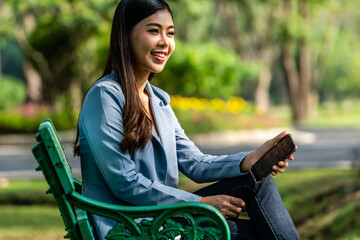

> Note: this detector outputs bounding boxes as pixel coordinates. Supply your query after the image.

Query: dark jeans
[193,173,300,240]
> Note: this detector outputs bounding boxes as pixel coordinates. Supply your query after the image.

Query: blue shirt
[79,73,248,238]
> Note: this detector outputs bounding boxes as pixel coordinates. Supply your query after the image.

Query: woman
[74,0,300,239]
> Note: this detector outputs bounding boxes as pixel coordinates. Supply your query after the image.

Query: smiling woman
[72,0,300,239]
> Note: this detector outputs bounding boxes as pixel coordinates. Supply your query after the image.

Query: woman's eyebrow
[146,23,175,29]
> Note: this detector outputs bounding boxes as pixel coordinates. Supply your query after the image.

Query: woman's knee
[260,175,276,188]
[254,175,280,197]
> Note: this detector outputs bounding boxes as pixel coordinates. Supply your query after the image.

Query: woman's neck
[135,71,150,95]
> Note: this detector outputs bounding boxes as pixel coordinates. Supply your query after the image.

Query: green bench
[32,118,230,239]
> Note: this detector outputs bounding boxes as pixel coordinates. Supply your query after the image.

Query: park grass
[0,180,64,239]
[0,205,64,240]
[0,179,53,205]
[274,168,360,240]
[0,168,359,240]
[297,99,360,129]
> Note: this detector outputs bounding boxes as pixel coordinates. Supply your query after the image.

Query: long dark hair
[74,0,173,156]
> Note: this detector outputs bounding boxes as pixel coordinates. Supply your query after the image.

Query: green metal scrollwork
[105,209,224,240]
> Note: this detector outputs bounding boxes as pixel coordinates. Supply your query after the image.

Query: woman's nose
[157,33,169,47]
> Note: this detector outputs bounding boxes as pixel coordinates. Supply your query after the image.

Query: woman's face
[130,10,175,78]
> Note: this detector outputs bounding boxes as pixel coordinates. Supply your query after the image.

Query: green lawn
[0,168,359,240]
[0,205,65,240]
[302,101,360,129]
[274,168,360,240]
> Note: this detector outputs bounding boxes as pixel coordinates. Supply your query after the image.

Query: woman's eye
[168,31,175,36]
[149,29,159,33]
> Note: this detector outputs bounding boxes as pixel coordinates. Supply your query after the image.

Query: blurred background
[0,0,359,239]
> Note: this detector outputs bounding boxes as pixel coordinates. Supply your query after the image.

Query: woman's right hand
[199,195,246,219]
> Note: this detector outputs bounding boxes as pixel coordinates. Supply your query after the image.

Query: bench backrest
[32,118,94,240]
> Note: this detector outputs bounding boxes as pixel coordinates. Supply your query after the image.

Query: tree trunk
[299,0,311,119]
[255,65,272,114]
[0,43,2,78]
[282,42,302,121]
[299,38,311,119]
[15,13,53,106]
[281,0,312,124]
[23,61,42,104]
[217,1,276,113]
[69,80,82,120]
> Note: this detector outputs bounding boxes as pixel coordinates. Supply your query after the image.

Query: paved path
[0,128,360,179]
[198,128,360,169]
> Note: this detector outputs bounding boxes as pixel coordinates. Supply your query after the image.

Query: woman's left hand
[240,131,295,174]
[271,154,294,176]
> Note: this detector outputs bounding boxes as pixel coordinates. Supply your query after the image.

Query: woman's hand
[240,131,295,176]
[271,154,294,176]
[199,195,246,219]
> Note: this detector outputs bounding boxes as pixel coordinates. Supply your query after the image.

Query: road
[0,128,360,179]
[200,128,360,169]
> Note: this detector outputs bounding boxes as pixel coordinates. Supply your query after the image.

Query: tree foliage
[1,0,360,125]
[0,75,26,110]
[153,41,259,99]
[0,0,117,106]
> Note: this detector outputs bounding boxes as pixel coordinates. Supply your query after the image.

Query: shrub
[0,75,26,110]
[152,41,259,99]
[170,95,249,114]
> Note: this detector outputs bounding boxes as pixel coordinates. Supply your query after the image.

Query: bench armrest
[68,192,230,240]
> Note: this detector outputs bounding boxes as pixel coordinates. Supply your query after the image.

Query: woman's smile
[151,50,168,62]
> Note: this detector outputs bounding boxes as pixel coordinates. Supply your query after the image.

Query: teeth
[152,52,166,57]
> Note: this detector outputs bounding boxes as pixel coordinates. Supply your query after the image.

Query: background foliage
[1,0,360,130]
[0,75,26,110]
[153,41,259,98]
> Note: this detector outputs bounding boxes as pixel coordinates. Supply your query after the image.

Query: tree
[215,0,280,114]
[0,0,116,112]
[173,0,355,124]
[170,0,287,114]
[278,0,352,123]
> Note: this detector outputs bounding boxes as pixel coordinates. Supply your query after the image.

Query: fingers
[272,160,288,175]
[226,196,246,218]
[226,207,243,218]
[278,160,289,168]
[229,196,246,208]
[215,195,246,219]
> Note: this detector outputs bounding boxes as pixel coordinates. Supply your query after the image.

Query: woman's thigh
[194,173,259,239]
[193,173,255,201]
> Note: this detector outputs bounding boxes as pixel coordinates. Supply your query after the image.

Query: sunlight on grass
[275,168,360,240]
[304,101,360,129]
[0,205,65,240]
[0,179,53,204]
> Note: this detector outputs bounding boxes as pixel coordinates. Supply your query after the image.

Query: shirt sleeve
[175,116,249,183]
[80,81,199,205]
